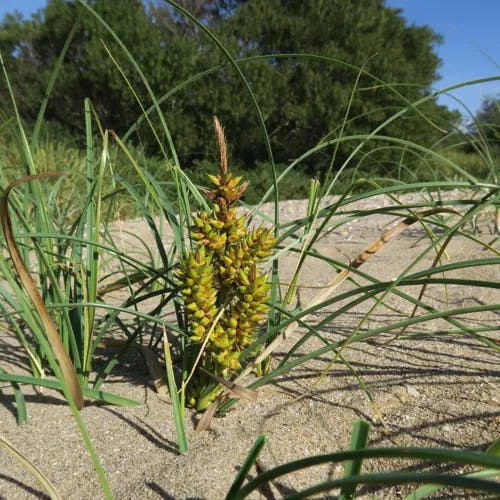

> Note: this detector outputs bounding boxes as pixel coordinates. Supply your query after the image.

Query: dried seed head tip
[213,115,228,175]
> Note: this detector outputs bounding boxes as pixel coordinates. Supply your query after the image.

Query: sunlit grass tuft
[0,0,498,497]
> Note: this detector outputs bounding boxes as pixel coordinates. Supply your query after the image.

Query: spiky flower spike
[176,117,276,410]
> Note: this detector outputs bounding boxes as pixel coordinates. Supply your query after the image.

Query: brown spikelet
[213,116,228,175]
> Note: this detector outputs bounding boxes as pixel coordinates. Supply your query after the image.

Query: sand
[0,192,498,499]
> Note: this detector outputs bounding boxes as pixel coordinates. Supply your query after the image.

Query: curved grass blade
[0,174,84,409]
[76,0,176,164]
[231,447,500,499]
[166,0,282,338]
[407,438,500,499]
[286,473,500,500]
[165,1,276,182]
[76,1,200,231]
[225,434,268,500]
[0,433,62,500]
[31,20,79,150]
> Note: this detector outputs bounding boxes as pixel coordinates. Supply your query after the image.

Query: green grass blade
[0,368,28,425]
[166,1,282,334]
[77,0,177,164]
[339,420,371,500]
[31,20,79,150]
[225,434,268,500]
[12,381,27,426]
[0,372,140,407]
[286,473,500,500]
[163,331,188,453]
[232,447,500,499]
[112,174,171,269]
[166,0,276,182]
[407,438,500,499]
[242,303,499,395]
[487,439,500,456]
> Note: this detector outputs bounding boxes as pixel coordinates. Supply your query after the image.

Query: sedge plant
[176,117,276,410]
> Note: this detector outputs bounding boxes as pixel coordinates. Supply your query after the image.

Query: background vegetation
[1,0,497,194]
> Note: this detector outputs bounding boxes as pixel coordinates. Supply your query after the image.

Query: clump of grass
[1,1,498,497]
[227,420,500,499]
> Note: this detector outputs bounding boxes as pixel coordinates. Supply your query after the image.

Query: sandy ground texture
[0,192,499,499]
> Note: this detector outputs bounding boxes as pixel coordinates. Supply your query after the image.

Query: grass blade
[0,368,28,425]
[31,20,79,150]
[406,438,500,499]
[232,447,500,499]
[12,381,27,426]
[0,372,140,407]
[225,434,268,500]
[0,174,84,410]
[163,328,188,453]
[339,420,371,500]
[0,433,63,500]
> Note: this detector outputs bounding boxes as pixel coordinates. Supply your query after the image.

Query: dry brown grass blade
[199,367,258,402]
[0,173,84,409]
[350,208,458,269]
[196,395,220,432]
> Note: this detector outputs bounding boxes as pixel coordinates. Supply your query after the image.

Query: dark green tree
[0,0,197,140]
[1,0,460,176]
[174,0,459,172]
[472,94,500,145]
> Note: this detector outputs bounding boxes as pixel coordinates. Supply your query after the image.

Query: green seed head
[177,118,276,407]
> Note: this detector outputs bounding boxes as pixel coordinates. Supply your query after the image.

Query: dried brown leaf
[0,173,84,409]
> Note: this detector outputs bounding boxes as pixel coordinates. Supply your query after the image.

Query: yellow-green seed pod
[238,270,250,285]
[193,309,205,320]
[186,302,199,312]
[207,174,221,186]
[193,325,205,338]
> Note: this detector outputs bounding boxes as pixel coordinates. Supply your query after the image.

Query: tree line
[0,0,472,175]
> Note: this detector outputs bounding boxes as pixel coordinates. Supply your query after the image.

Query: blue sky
[1,0,498,117]
[386,0,499,119]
